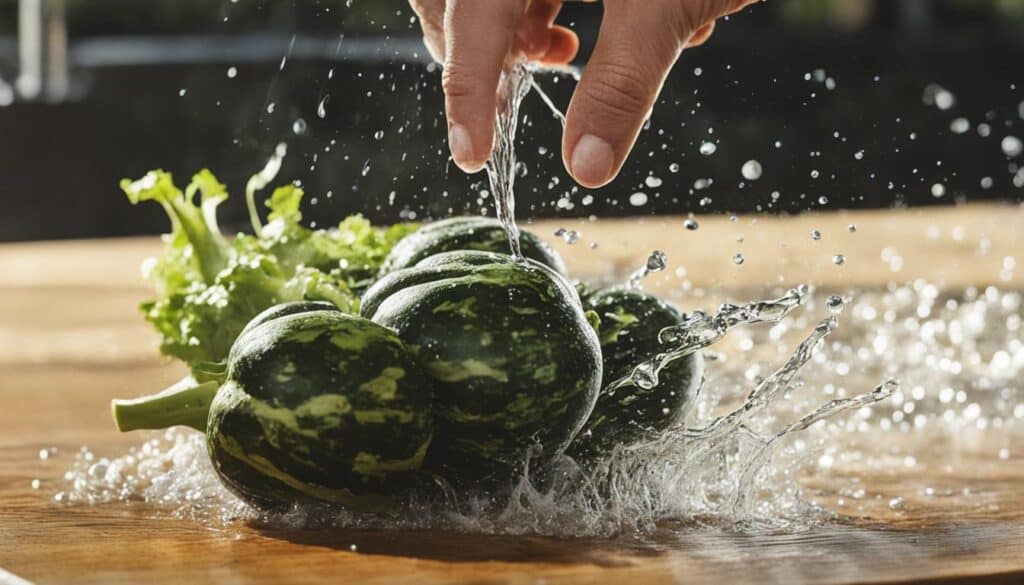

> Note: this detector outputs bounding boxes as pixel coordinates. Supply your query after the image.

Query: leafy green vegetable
[123,164,417,374]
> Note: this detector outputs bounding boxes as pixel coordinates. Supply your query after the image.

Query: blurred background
[0,0,1022,242]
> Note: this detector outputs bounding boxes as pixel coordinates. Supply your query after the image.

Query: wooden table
[2,204,1023,584]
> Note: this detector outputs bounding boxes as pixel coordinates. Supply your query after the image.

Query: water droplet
[292,118,307,135]
[178,88,187,97]
[949,117,970,134]
[699,142,717,156]
[361,160,372,177]
[818,195,829,205]
[31,479,40,489]
[629,192,649,207]
[226,66,238,79]
[693,67,703,77]
[848,224,857,233]
[810,170,820,179]
[741,160,762,181]
[931,183,946,198]
[266,102,276,114]
[554,228,580,244]
[1001,136,1023,157]
[978,123,992,137]
[669,163,680,173]
[854,150,864,160]
[980,176,994,189]
[39,449,49,461]
[733,253,745,265]
[646,250,667,272]
[810,229,822,241]
[374,130,385,141]
[889,496,905,510]
[317,96,329,119]
[826,295,845,314]
[645,175,663,188]
[833,254,846,266]
[684,218,700,231]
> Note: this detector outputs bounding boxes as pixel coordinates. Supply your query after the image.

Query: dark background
[0,0,1022,242]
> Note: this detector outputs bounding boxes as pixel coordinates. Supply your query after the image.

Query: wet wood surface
[1,204,1023,584]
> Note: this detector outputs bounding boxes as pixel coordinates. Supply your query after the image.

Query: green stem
[111,376,219,433]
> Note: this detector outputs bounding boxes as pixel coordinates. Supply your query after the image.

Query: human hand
[409,0,756,188]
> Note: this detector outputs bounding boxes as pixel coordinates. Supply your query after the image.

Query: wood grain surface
[2,204,1023,585]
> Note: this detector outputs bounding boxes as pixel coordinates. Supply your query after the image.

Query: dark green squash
[379,216,567,276]
[112,303,434,509]
[569,287,704,458]
[361,250,600,485]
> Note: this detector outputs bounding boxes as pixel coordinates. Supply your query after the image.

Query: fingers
[562,1,684,188]
[442,0,527,173]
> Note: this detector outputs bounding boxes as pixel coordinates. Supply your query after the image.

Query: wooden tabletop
[2,204,1023,585]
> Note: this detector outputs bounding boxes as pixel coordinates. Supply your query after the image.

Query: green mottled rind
[237,300,341,339]
[379,216,567,276]
[206,309,433,508]
[362,251,600,484]
[569,287,704,458]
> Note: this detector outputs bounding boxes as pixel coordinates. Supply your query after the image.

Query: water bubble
[226,66,238,79]
[684,218,700,231]
[826,295,845,314]
[292,118,307,135]
[317,96,329,119]
[645,175,663,188]
[810,229,822,241]
[833,254,846,266]
[669,163,680,173]
[949,118,970,134]
[930,183,946,198]
[741,160,762,181]
[699,142,717,156]
[810,170,820,179]
[629,192,649,207]
[733,253,745,265]
[374,130,385,141]
[1001,136,1023,157]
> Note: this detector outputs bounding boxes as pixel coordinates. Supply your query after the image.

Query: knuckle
[580,62,655,119]
[440,64,480,99]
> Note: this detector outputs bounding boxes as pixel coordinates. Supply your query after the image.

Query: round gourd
[569,287,704,458]
[379,216,567,276]
[361,250,600,485]
[113,304,434,509]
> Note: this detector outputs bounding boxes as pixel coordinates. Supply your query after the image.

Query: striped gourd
[569,287,704,458]
[362,250,600,485]
[113,302,434,509]
[379,216,567,276]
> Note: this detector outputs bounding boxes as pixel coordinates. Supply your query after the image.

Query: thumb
[562,1,686,188]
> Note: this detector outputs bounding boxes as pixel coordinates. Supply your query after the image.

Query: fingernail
[448,124,483,173]
[570,134,615,187]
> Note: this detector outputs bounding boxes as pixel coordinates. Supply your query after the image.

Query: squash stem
[111,377,219,433]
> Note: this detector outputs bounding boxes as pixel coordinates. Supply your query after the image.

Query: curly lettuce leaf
[123,163,417,373]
